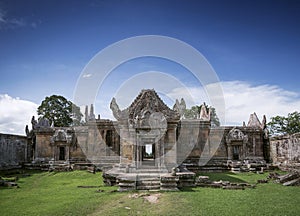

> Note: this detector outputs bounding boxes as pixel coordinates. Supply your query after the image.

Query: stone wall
[177,120,210,164]
[34,129,54,162]
[79,120,120,164]
[29,120,120,166]
[0,133,28,170]
[180,125,268,168]
[270,133,300,164]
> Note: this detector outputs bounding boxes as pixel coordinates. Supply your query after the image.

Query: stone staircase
[136,174,161,190]
[103,164,195,191]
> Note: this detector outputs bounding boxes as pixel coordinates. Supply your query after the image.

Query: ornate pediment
[50,129,75,145]
[110,89,180,126]
[226,127,248,144]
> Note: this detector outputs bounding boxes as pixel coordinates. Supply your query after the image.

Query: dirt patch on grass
[129,193,161,204]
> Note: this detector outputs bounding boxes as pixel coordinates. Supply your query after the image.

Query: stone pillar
[228,145,233,160]
[120,126,135,165]
[164,123,177,171]
[66,146,70,161]
[253,137,256,156]
[242,142,246,160]
[133,132,138,167]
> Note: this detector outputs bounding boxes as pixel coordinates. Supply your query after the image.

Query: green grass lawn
[1,170,299,216]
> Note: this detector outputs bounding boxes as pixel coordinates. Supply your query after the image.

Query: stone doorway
[142,144,155,166]
[232,145,240,160]
[226,128,248,161]
[59,146,65,160]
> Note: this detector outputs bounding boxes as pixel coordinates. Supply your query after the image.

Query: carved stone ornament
[226,127,248,144]
[199,103,210,121]
[110,97,121,120]
[113,89,180,127]
[50,129,75,145]
[173,98,186,117]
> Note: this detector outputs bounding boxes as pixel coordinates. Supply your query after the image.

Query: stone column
[66,146,70,161]
[228,144,233,160]
[164,123,177,171]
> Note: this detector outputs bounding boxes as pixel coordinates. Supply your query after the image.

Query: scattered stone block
[282,177,300,186]
[196,176,210,184]
[4,182,18,187]
[87,166,96,174]
[257,179,268,184]
[278,172,299,184]
[223,185,245,190]
[268,172,280,180]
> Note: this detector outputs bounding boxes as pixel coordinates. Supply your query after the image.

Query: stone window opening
[106,130,112,147]
[233,146,240,160]
[59,146,65,160]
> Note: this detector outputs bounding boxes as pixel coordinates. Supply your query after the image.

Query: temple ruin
[0,89,282,190]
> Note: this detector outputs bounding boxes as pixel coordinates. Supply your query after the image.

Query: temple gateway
[25,89,270,190]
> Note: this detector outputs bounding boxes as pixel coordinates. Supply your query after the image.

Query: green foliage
[37,95,83,127]
[1,171,299,216]
[267,111,300,135]
[184,104,220,127]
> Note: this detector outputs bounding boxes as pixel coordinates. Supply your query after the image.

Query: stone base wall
[270,133,300,164]
[0,133,28,170]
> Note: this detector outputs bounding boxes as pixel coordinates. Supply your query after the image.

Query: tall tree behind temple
[267,111,300,135]
[184,104,220,127]
[37,95,83,127]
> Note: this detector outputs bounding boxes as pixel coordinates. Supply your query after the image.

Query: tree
[184,104,220,127]
[37,95,83,127]
[267,111,300,135]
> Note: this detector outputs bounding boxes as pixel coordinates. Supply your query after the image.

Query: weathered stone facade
[0,133,29,169]
[29,119,120,167]
[1,89,270,173]
[270,133,300,164]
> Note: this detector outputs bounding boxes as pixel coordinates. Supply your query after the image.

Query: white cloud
[82,73,92,78]
[1,82,298,135]
[95,80,300,126]
[0,94,38,135]
[0,10,5,23]
[168,81,300,126]
[221,81,300,125]
[0,8,39,30]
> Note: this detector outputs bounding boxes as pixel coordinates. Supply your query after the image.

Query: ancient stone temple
[1,89,271,190]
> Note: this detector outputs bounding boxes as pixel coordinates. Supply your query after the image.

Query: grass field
[1,170,299,216]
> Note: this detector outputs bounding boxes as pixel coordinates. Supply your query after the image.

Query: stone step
[136,185,160,190]
[137,180,161,185]
[136,179,161,190]
[135,169,168,173]
[231,167,241,172]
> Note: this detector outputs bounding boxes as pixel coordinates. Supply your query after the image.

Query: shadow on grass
[179,187,196,192]
[197,172,247,183]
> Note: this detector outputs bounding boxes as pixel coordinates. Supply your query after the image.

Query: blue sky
[0,0,300,134]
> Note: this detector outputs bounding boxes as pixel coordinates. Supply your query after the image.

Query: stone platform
[103,165,195,191]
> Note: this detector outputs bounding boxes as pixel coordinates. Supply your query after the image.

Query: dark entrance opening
[59,147,65,160]
[233,146,240,160]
